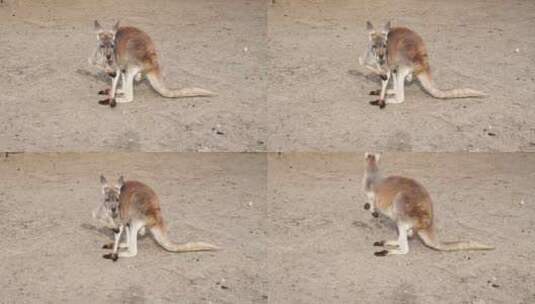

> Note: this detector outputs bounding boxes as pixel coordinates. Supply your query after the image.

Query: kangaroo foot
[369,99,386,109]
[98,98,110,105]
[103,253,119,261]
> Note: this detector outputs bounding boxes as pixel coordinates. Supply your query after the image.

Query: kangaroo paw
[98,88,110,95]
[103,253,119,261]
[369,99,386,109]
[110,99,117,108]
[373,241,385,247]
[374,250,389,257]
[369,89,381,96]
[98,98,110,105]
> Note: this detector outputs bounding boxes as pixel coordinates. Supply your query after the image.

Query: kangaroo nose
[378,56,385,65]
[106,54,112,60]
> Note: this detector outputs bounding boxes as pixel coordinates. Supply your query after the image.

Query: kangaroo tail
[151,226,219,253]
[146,70,216,98]
[418,228,494,252]
[417,71,486,99]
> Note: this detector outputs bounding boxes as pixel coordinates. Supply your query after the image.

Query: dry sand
[1,152,534,303]
[1,0,533,153]
[1,0,534,303]
[268,0,535,152]
[267,152,535,304]
[0,153,267,303]
[0,0,266,152]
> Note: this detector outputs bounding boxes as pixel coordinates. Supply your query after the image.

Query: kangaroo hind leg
[118,221,144,258]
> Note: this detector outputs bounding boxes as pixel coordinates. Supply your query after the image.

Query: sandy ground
[268,0,535,152]
[1,1,534,303]
[1,0,533,153]
[0,0,266,152]
[0,153,267,303]
[267,152,535,304]
[1,152,534,303]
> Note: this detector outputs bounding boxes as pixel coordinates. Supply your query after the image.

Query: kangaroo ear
[100,175,110,194]
[375,153,381,162]
[364,152,370,159]
[117,176,125,186]
[383,21,391,32]
[94,20,103,32]
[366,21,374,32]
[112,20,120,33]
[100,174,108,185]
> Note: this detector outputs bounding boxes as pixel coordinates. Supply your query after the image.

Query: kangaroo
[95,175,218,261]
[92,21,215,107]
[362,21,486,109]
[362,153,494,256]
[89,21,123,107]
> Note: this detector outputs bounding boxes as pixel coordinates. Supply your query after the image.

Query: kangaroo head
[92,175,125,227]
[93,20,120,68]
[366,21,391,66]
[364,152,381,170]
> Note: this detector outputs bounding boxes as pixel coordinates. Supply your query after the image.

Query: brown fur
[386,27,430,76]
[118,180,164,229]
[114,26,159,74]
[373,176,433,231]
